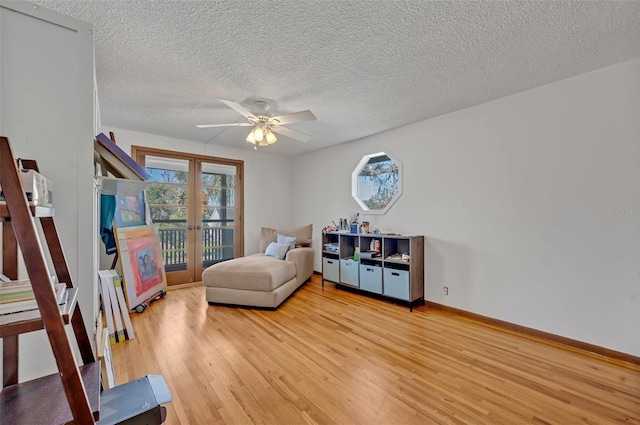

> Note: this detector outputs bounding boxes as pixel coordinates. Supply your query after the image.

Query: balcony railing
[154,219,235,271]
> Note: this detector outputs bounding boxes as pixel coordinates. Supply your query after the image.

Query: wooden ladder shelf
[0,136,98,423]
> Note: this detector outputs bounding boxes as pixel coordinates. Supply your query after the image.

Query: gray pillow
[277,234,296,251]
[264,242,289,260]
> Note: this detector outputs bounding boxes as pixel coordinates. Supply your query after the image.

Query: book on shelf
[0,279,34,303]
[0,277,62,295]
[0,283,67,315]
[0,278,32,291]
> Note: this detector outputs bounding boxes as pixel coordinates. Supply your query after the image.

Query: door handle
[196,225,202,230]
[187,225,193,230]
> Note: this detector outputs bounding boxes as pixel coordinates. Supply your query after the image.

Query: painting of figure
[115,225,167,310]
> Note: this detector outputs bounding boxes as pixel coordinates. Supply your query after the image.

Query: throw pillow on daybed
[260,224,313,252]
[265,242,290,260]
[277,234,296,251]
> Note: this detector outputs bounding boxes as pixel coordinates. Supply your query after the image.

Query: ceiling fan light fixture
[265,129,277,144]
[245,129,256,144]
[254,125,264,142]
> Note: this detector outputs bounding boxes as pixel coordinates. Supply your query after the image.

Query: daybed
[202,224,314,308]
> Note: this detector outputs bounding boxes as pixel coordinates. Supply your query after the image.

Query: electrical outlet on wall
[443,286,448,296]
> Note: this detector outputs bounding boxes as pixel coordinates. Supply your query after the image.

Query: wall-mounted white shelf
[94,176,150,196]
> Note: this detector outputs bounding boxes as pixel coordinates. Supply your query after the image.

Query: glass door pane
[199,161,237,269]
[144,156,192,283]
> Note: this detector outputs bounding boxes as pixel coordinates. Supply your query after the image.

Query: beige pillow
[260,224,312,252]
[259,227,279,253]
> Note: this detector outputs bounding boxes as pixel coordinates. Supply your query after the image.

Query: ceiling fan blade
[271,126,312,143]
[196,123,253,128]
[270,110,316,125]
[219,99,257,120]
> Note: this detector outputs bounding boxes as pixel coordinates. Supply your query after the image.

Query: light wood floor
[111,275,640,425]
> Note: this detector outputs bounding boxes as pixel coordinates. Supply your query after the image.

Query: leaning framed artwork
[114,225,167,311]
[114,192,146,228]
[94,132,151,181]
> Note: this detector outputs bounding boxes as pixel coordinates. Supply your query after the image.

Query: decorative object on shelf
[324,242,339,253]
[352,151,402,214]
[114,225,168,312]
[360,251,380,259]
[322,225,338,233]
[0,168,53,207]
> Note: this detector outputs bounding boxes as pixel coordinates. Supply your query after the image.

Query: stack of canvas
[98,270,135,345]
[95,311,116,389]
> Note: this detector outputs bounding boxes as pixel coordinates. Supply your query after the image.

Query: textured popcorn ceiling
[32,0,640,157]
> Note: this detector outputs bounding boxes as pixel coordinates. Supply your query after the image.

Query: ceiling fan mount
[247,115,275,125]
[251,100,271,114]
[196,99,316,148]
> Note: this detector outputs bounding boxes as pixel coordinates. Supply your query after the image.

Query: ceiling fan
[196,99,316,148]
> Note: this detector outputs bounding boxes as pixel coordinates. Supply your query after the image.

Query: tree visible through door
[133,147,244,285]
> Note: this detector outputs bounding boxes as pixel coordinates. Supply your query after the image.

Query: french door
[132,146,244,285]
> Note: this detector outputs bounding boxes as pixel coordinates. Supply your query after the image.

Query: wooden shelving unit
[0,136,98,423]
[322,231,425,311]
[1,362,101,424]
[1,136,172,424]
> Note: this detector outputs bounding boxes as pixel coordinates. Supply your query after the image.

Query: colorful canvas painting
[114,192,146,228]
[115,225,167,311]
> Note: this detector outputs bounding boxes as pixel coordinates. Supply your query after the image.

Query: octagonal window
[351,151,402,214]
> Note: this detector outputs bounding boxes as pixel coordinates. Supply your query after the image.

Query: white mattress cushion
[202,254,296,292]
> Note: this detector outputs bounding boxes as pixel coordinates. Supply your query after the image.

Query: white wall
[293,58,640,356]
[0,2,96,380]
[101,127,294,257]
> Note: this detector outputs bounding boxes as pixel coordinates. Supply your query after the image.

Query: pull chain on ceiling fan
[196,99,316,149]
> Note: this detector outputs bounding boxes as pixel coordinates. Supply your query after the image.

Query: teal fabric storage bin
[359,264,382,294]
[340,259,359,287]
[383,268,409,300]
[322,258,340,283]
